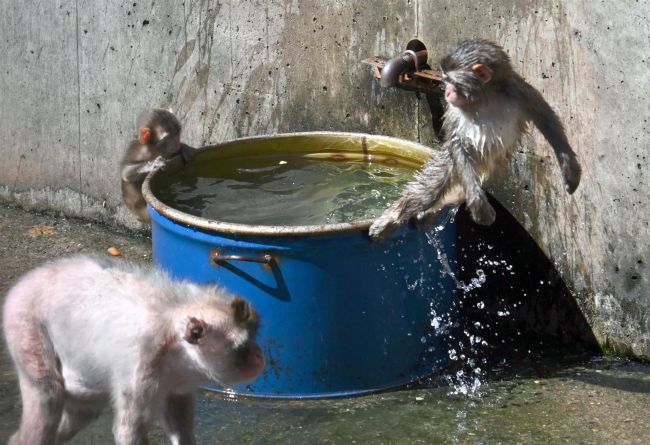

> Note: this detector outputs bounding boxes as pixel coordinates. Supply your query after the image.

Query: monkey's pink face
[444,81,467,108]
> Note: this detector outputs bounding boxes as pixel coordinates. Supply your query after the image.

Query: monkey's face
[154,125,182,155]
[181,298,265,387]
[156,133,182,155]
[441,65,492,109]
[440,39,512,109]
[442,75,468,108]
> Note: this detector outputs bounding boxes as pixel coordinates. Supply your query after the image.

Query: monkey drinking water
[3,255,264,445]
[369,39,581,240]
[121,108,196,223]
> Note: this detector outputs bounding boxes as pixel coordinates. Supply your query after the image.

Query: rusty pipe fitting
[379,39,428,88]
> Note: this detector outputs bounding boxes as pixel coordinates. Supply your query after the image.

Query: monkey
[3,255,264,445]
[369,39,581,241]
[120,108,196,224]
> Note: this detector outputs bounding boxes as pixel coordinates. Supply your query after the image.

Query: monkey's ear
[471,64,492,83]
[138,127,152,144]
[231,297,260,334]
[184,317,208,345]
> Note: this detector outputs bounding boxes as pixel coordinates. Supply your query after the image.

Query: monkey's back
[3,256,173,393]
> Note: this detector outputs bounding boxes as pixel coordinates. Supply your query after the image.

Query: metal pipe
[379,54,413,88]
[379,48,428,88]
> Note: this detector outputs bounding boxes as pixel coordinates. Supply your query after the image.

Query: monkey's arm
[448,138,495,225]
[369,149,453,241]
[180,144,197,164]
[523,84,581,194]
[113,382,155,444]
[121,157,167,183]
[161,393,196,444]
[121,163,147,182]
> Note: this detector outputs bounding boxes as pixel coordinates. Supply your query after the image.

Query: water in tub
[154,154,415,225]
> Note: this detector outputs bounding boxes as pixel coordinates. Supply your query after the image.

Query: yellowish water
[155,155,415,225]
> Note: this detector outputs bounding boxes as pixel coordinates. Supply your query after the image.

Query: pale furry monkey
[369,39,581,240]
[120,108,196,224]
[3,255,264,445]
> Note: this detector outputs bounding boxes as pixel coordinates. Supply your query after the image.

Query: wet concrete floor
[1,204,650,444]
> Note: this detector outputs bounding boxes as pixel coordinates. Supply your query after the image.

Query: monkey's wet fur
[370,39,581,240]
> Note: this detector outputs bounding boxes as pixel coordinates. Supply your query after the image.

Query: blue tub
[143,132,458,398]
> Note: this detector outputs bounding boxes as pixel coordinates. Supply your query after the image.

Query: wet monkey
[369,39,581,240]
[3,255,264,445]
[120,108,195,223]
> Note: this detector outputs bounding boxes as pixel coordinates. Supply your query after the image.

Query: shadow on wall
[452,195,600,361]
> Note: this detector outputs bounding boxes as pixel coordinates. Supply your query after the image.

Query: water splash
[423,208,494,395]
[425,209,486,293]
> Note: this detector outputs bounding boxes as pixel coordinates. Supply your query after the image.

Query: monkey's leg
[448,138,495,226]
[7,322,65,445]
[414,184,465,230]
[180,144,196,164]
[112,388,151,445]
[121,181,151,224]
[6,319,64,445]
[132,200,151,224]
[161,393,196,445]
[55,396,106,444]
[369,149,454,241]
[8,374,64,445]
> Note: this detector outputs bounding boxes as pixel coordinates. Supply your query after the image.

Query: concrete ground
[0,203,152,296]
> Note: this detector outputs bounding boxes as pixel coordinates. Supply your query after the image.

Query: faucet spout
[380,54,413,88]
[379,39,429,88]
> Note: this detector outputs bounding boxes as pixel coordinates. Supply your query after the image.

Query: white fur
[2,255,262,444]
[448,98,524,158]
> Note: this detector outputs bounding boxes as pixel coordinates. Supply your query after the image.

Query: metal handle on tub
[210,251,274,265]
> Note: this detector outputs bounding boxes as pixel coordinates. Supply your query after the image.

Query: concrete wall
[1,1,648,357]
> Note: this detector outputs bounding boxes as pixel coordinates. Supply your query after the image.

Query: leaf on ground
[26,224,58,238]
[107,246,122,256]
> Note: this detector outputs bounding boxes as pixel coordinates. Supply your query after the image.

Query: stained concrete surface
[0,1,649,358]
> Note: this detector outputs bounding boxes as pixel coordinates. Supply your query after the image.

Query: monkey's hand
[136,156,167,174]
[180,144,197,164]
[559,153,581,194]
[369,209,402,242]
[468,197,496,226]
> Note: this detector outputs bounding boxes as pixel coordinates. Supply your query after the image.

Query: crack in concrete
[74,0,83,213]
